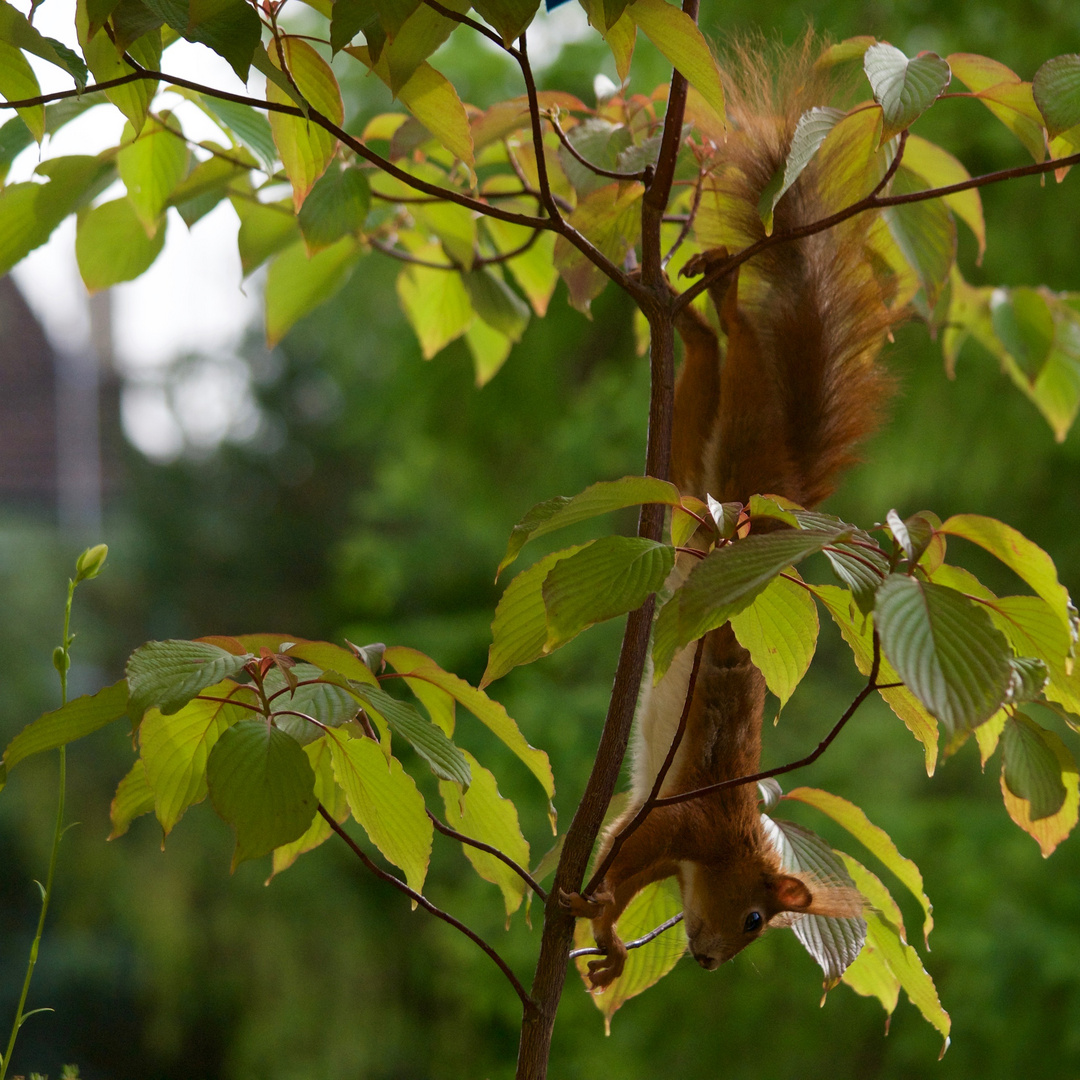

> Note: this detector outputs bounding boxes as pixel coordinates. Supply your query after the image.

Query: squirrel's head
[678,858,861,968]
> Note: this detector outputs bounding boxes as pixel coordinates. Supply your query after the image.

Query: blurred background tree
[1,0,1079,1076]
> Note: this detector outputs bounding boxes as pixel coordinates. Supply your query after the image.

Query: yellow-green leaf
[626,0,723,119]
[396,258,473,358]
[269,735,350,879]
[266,37,342,210]
[0,41,44,141]
[383,645,556,826]
[328,730,432,895]
[438,751,530,918]
[902,134,985,260]
[1000,727,1079,855]
[117,114,190,236]
[75,196,167,291]
[574,878,685,1031]
[730,569,818,710]
[140,680,255,836]
[108,760,156,840]
[265,236,361,346]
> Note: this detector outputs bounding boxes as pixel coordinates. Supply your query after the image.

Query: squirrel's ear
[769,874,814,912]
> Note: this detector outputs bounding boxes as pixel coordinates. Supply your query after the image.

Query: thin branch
[871,128,909,199]
[569,912,685,958]
[547,111,649,183]
[651,631,885,808]
[677,146,1080,310]
[662,168,706,268]
[513,34,645,304]
[318,804,533,1009]
[476,227,543,267]
[428,811,548,901]
[369,237,457,270]
[585,636,705,895]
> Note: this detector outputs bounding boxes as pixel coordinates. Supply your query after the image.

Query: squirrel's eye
[743,911,764,934]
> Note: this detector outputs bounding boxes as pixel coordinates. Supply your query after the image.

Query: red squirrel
[564,47,898,990]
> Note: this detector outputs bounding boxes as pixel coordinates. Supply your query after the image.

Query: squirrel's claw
[559,888,608,919]
[585,942,628,990]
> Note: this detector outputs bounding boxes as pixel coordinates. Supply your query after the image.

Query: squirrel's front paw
[585,941,628,991]
[559,888,609,919]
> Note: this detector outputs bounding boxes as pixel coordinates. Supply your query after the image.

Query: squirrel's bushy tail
[675,39,897,509]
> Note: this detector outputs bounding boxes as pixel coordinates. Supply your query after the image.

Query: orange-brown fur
[566,45,895,990]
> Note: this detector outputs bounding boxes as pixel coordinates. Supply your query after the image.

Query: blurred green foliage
[2,0,1080,1076]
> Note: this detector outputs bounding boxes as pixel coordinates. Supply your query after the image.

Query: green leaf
[0,115,33,182]
[383,645,556,826]
[785,786,934,945]
[874,575,1013,737]
[1033,54,1080,140]
[266,37,343,210]
[328,731,432,894]
[810,583,939,772]
[862,910,950,1051]
[999,727,1079,855]
[483,219,558,316]
[470,0,538,45]
[542,537,673,649]
[498,475,680,576]
[117,113,190,236]
[948,53,1045,163]
[284,640,379,685]
[231,195,299,276]
[462,268,530,342]
[863,43,951,141]
[990,287,1055,380]
[126,639,252,721]
[1002,714,1067,820]
[140,681,254,834]
[553,181,643,311]
[396,59,475,167]
[80,15,159,135]
[265,236,361,346]
[556,117,633,197]
[108,760,156,839]
[575,878,685,1032]
[0,680,128,788]
[438,751,530,917]
[396,259,473,359]
[729,570,818,710]
[1007,656,1049,704]
[143,0,260,81]
[264,663,357,745]
[902,134,985,260]
[269,735,350,879]
[762,816,865,983]
[207,718,318,870]
[111,0,164,51]
[465,318,513,387]
[0,155,112,276]
[348,682,471,787]
[939,514,1076,645]
[0,40,45,142]
[298,164,370,253]
[0,0,86,85]
[198,94,278,171]
[626,0,724,119]
[884,166,956,308]
[887,508,936,567]
[759,107,844,233]
[653,530,843,680]
[75,196,167,291]
[169,151,247,226]
[484,544,590,685]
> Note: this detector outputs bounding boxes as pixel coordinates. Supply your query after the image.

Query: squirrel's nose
[692,952,719,970]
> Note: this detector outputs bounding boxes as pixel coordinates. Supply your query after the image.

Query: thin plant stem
[1,572,81,1079]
